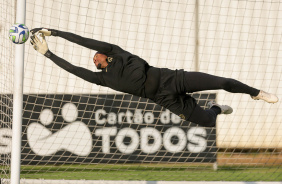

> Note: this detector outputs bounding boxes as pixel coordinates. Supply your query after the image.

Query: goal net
[0,0,14,181]
[1,0,281,182]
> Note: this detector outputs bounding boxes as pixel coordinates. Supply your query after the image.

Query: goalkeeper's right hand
[30,34,49,56]
[30,28,58,36]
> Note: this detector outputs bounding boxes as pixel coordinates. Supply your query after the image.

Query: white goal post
[10,0,26,183]
[0,0,281,183]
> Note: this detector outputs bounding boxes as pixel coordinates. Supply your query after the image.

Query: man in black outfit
[30,28,278,127]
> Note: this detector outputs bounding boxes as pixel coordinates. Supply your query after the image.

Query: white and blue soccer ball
[9,23,29,44]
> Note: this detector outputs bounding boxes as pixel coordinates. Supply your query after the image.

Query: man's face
[93,53,108,69]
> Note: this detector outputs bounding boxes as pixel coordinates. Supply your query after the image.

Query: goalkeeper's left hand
[30,34,49,55]
[30,28,58,36]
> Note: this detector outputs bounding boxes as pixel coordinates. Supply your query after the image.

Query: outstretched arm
[30,34,102,85]
[47,52,102,84]
[31,28,124,54]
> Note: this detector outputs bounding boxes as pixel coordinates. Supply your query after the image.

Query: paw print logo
[27,103,92,156]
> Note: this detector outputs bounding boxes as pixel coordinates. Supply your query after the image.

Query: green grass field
[2,164,282,181]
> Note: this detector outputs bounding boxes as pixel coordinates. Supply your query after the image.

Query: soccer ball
[9,23,29,44]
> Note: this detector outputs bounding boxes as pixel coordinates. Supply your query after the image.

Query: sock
[210,106,221,115]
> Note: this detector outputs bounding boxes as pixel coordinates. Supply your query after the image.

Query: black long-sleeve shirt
[46,30,160,99]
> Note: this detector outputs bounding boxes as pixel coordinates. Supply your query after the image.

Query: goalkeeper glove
[30,34,50,57]
[30,28,58,36]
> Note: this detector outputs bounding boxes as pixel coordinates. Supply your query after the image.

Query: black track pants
[184,72,260,127]
[153,70,260,127]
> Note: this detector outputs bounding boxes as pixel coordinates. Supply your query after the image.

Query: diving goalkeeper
[30,28,279,127]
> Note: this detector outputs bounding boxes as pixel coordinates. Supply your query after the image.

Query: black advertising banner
[0,94,217,164]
